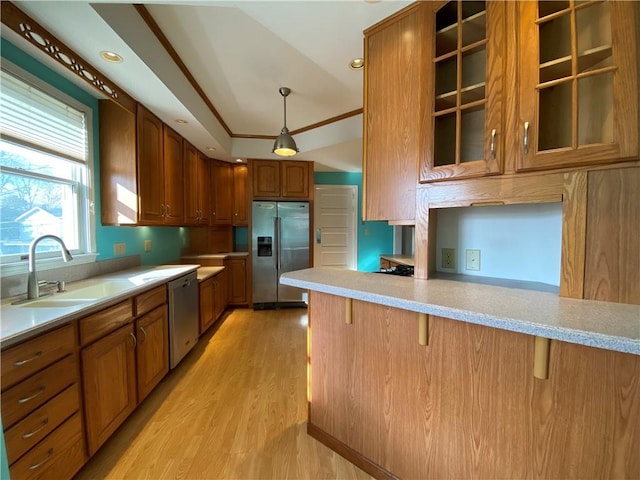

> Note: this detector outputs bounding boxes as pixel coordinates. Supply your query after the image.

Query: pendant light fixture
[272,87,299,157]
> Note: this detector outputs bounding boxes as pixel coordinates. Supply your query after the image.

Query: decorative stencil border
[1,1,136,112]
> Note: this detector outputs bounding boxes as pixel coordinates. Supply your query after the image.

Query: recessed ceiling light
[349,58,364,70]
[175,119,188,124]
[206,146,216,151]
[100,51,123,63]
[235,158,244,163]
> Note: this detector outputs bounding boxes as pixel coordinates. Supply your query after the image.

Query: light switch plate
[465,249,481,271]
[114,242,126,256]
[144,240,152,252]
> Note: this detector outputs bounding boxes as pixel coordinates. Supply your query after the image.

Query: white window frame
[0,59,97,276]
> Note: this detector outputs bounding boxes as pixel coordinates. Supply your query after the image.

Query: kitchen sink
[59,280,135,299]
[18,298,93,308]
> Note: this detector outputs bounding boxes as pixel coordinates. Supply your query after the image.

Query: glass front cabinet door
[516,1,638,171]
[421,0,506,182]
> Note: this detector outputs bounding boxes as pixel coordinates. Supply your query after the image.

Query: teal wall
[1,39,187,266]
[314,172,393,272]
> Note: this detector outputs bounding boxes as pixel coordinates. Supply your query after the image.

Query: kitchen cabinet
[80,286,169,455]
[99,101,186,226]
[363,3,427,221]
[81,322,136,456]
[225,257,248,306]
[420,1,505,182]
[210,160,233,225]
[199,269,229,334]
[233,164,248,226]
[308,291,640,479]
[184,141,211,225]
[516,1,638,172]
[1,324,86,479]
[250,159,313,200]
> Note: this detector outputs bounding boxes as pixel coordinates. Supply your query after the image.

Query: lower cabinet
[225,258,247,306]
[199,269,229,334]
[81,286,168,456]
[1,323,86,480]
[308,291,640,479]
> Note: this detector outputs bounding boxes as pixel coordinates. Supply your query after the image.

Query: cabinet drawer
[2,355,77,429]
[1,324,75,391]
[9,412,86,480]
[79,300,133,345]
[134,285,166,317]
[4,384,80,465]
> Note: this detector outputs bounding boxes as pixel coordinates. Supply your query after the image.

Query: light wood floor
[75,308,372,480]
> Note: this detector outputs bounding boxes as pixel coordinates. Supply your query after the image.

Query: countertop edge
[1,264,199,349]
[280,269,640,356]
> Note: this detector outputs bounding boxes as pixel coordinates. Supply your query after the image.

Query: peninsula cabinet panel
[584,167,640,304]
[516,0,639,172]
[307,291,640,479]
[82,323,137,456]
[363,3,427,221]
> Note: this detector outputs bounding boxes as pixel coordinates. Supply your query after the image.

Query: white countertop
[379,254,414,267]
[1,264,199,348]
[280,268,640,355]
[182,252,248,260]
[197,266,225,282]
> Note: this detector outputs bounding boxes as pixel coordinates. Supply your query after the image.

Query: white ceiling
[7,1,412,172]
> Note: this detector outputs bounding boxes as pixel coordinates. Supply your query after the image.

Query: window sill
[0,253,99,277]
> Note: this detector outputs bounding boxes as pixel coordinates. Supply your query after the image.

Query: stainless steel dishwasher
[167,271,199,369]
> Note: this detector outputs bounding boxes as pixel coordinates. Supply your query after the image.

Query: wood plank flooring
[75,308,372,480]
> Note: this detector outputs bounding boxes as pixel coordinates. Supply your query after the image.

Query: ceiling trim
[134,4,233,138]
[1,1,136,113]
[135,4,365,141]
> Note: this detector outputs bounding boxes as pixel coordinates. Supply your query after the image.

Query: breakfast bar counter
[280,267,640,479]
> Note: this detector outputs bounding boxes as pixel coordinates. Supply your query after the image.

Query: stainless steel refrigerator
[252,201,310,308]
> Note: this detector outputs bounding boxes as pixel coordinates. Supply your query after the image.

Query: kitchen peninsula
[281,268,640,479]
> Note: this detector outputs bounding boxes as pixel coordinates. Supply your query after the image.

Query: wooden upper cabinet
[281,161,310,198]
[516,1,638,171]
[162,126,184,225]
[420,1,505,182]
[252,159,281,197]
[137,105,165,225]
[251,159,313,200]
[363,3,427,221]
[233,164,248,226]
[184,144,211,225]
[211,160,233,225]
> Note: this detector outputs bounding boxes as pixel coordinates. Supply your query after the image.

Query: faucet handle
[38,280,66,293]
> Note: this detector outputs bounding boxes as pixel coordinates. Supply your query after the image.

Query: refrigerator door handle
[276,216,282,270]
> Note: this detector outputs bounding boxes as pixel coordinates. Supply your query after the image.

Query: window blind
[0,69,87,163]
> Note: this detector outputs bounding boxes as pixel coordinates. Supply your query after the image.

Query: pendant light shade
[272,87,298,157]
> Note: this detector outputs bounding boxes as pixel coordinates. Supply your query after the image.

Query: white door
[314,185,358,270]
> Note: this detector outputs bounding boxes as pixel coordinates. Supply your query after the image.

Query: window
[0,61,95,267]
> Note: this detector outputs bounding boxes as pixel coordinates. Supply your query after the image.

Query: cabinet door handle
[523,122,530,155]
[22,418,49,439]
[490,129,497,161]
[139,326,147,344]
[13,351,42,366]
[28,448,54,470]
[18,386,45,404]
[161,204,166,217]
[166,204,171,216]
[130,332,137,350]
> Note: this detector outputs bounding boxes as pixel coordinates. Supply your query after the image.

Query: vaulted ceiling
[4,1,412,171]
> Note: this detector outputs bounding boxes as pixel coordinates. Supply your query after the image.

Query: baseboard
[306,423,399,480]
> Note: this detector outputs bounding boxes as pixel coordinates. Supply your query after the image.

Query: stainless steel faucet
[27,234,73,299]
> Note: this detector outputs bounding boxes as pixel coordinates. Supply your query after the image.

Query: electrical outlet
[144,239,152,252]
[465,249,481,271]
[113,242,126,256]
[442,248,455,269]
